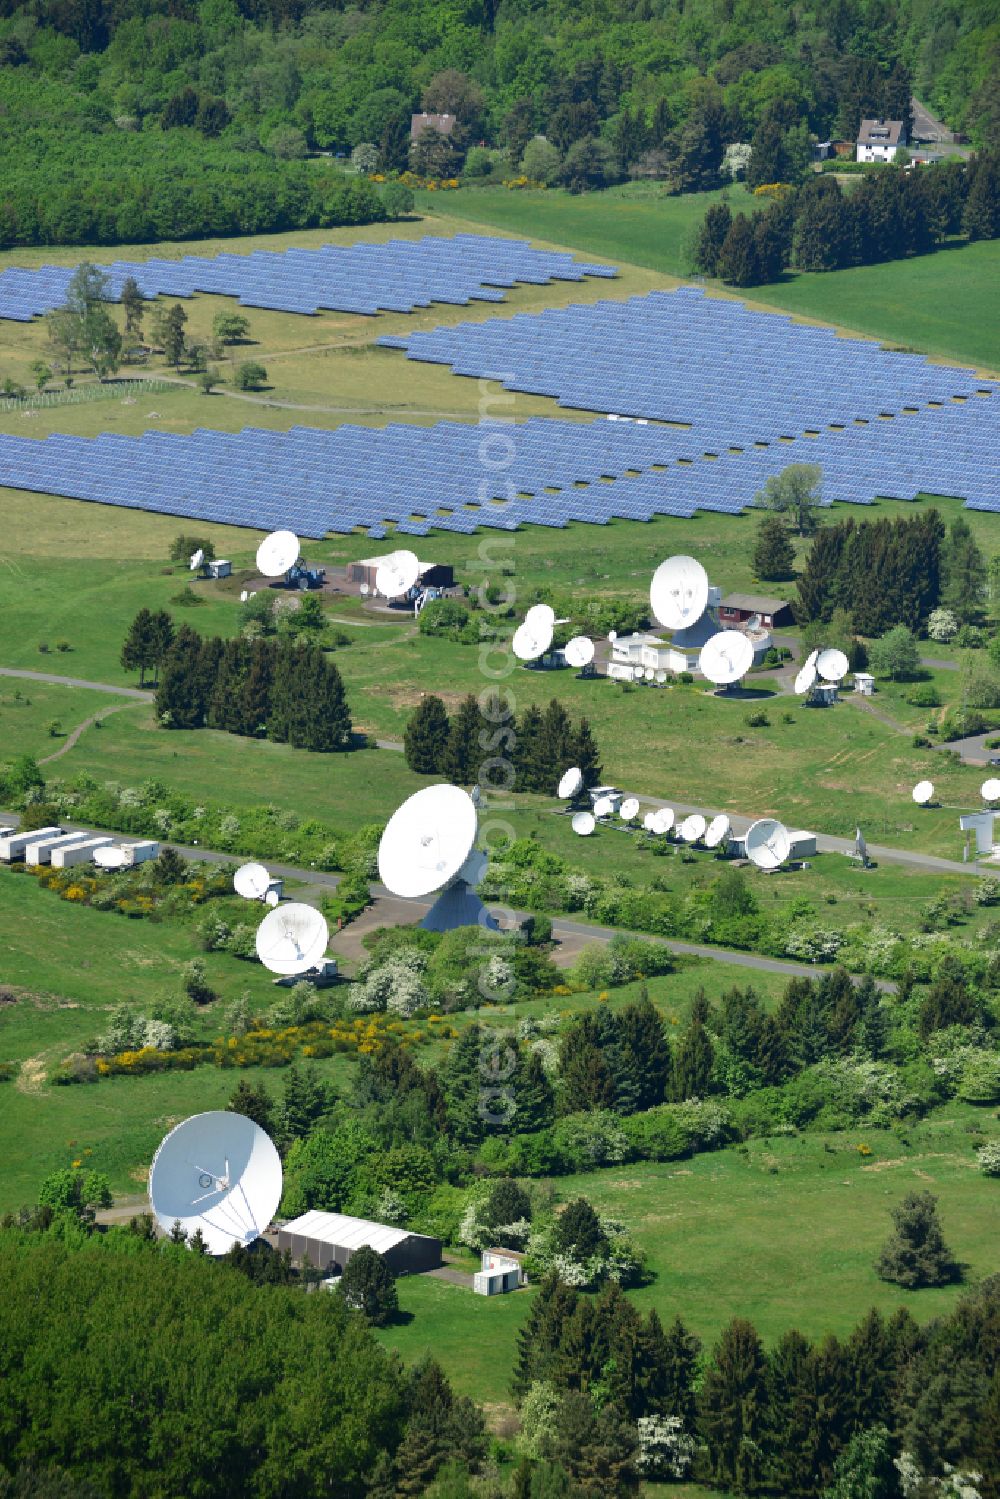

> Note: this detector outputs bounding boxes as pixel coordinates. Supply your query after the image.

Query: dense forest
[1,0,999,246]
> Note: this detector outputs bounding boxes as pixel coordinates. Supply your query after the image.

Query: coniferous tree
[548,1391,638,1497]
[156,624,207,727]
[593,1001,641,1115]
[619,991,672,1110]
[876,1191,959,1289]
[236,638,275,738]
[764,1327,816,1496]
[558,1014,614,1113]
[570,716,602,788]
[963,152,1000,240]
[442,694,482,786]
[512,1273,580,1396]
[120,607,158,686]
[404,695,450,774]
[694,202,732,276]
[279,1063,329,1142]
[671,1004,715,1101]
[554,1198,607,1261]
[539,699,574,794]
[717,213,763,286]
[844,1307,895,1432]
[753,514,796,581]
[514,703,546,793]
[657,1315,702,1427]
[942,516,988,622]
[513,1048,555,1133]
[699,1318,768,1494]
[441,1023,487,1145]
[209,637,251,733]
[340,1245,398,1326]
[796,520,853,623]
[919,957,979,1037]
[306,649,352,751]
[227,1079,275,1136]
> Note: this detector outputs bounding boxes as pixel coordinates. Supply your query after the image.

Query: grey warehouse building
[277,1210,442,1275]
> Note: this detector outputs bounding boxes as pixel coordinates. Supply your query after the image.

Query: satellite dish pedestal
[421,880,498,933]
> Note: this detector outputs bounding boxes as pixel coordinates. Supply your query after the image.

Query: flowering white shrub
[722,141,752,179]
[976,1141,1000,1176]
[636,1415,696,1478]
[352,949,429,1015]
[528,1213,641,1289]
[926,607,959,642]
[785,924,844,961]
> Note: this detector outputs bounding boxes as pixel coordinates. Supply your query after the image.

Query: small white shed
[474,1249,525,1296]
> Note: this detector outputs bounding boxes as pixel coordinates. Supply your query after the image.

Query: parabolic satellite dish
[378,784,478,899]
[558,766,584,800]
[256,530,300,578]
[593,795,615,819]
[912,780,934,806]
[745,818,791,870]
[643,811,658,831]
[94,846,127,870]
[794,660,818,695]
[679,813,707,843]
[619,797,640,822]
[513,615,554,662]
[234,861,271,901]
[255,901,329,975]
[565,636,595,669]
[264,888,280,908]
[189,548,204,571]
[698,630,755,686]
[572,811,596,836]
[608,630,617,643]
[650,555,709,631]
[982,778,1000,802]
[805,648,820,669]
[375,549,420,599]
[816,648,850,682]
[651,807,674,836]
[525,603,555,630]
[149,1111,282,1255]
[705,814,731,849]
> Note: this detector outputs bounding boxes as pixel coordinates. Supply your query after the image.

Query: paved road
[0,666,153,701]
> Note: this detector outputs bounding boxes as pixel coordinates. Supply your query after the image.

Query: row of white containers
[0,824,158,868]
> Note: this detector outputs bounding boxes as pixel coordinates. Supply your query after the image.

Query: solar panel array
[0,235,617,322]
[1,394,996,539]
[380,286,996,439]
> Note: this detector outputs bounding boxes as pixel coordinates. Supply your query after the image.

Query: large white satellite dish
[189,548,204,571]
[375,549,420,599]
[558,766,584,800]
[699,630,755,686]
[794,660,817,695]
[256,530,300,577]
[593,795,615,819]
[912,780,934,806]
[255,901,329,975]
[149,1111,282,1255]
[619,797,640,822]
[565,636,595,668]
[679,813,707,843]
[378,784,478,899]
[982,778,1000,802]
[651,807,674,835]
[804,648,819,669]
[816,648,850,682]
[234,861,271,900]
[94,846,127,870]
[643,811,658,831]
[525,603,555,629]
[572,811,596,836]
[650,555,709,631]
[745,818,790,870]
[705,814,731,849]
[513,616,554,661]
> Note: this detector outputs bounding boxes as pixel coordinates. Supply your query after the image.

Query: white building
[857,119,907,163]
[611,632,685,675]
[474,1249,525,1296]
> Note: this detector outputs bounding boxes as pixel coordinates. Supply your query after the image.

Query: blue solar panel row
[0,235,618,322]
[381,286,996,443]
[1,395,996,540]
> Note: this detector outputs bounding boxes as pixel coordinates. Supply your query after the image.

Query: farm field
[420,187,1000,375]
[377,1106,1000,1404]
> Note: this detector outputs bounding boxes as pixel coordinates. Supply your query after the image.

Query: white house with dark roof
[857,119,907,163]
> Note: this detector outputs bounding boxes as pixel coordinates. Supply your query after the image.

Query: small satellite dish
[264,888,280,908]
[189,548,204,571]
[794,660,817,695]
[558,767,584,800]
[650,555,709,631]
[359,582,370,597]
[94,846,127,870]
[644,667,655,681]
[699,631,754,686]
[525,603,555,630]
[513,616,553,661]
[679,813,707,843]
[375,549,420,599]
[745,818,790,870]
[593,795,615,819]
[608,630,618,643]
[378,784,478,898]
[256,530,300,577]
[912,780,934,806]
[651,807,674,836]
[240,590,248,602]
[149,1111,282,1255]
[234,861,271,900]
[982,778,1000,802]
[816,648,850,682]
[619,797,640,822]
[572,811,596,836]
[705,814,731,849]
[255,901,329,975]
[656,670,667,685]
[643,811,658,831]
[565,636,595,668]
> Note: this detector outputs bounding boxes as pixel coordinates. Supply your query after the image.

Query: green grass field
[377,1107,1000,1405]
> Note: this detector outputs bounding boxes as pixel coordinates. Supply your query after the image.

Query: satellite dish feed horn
[149,1111,282,1255]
